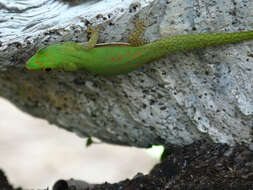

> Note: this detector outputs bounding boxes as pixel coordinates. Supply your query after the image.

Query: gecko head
[26,46,58,72]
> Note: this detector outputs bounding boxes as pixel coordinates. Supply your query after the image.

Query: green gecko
[26,18,253,75]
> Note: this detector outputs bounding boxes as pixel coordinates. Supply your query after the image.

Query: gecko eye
[45,68,52,72]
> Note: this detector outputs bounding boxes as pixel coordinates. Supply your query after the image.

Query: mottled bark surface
[1,0,253,147]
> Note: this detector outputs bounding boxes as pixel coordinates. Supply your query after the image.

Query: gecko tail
[145,30,253,56]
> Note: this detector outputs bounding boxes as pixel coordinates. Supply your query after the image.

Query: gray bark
[0,0,253,147]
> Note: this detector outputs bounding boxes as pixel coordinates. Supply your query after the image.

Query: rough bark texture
[1,0,253,148]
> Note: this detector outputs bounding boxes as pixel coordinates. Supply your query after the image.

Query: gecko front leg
[84,24,99,50]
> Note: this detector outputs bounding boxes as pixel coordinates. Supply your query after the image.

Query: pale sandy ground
[0,97,158,189]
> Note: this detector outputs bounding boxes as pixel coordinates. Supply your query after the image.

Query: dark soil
[2,140,253,190]
[91,140,253,190]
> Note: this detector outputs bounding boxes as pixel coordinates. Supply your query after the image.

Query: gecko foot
[84,24,99,50]
[128,14,154,47]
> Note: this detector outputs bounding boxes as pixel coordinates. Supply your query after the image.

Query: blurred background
[0,97,159,189]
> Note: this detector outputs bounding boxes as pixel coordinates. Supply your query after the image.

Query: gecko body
[26,20,253,75]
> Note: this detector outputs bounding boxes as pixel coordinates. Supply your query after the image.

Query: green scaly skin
[26,25,253,75]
